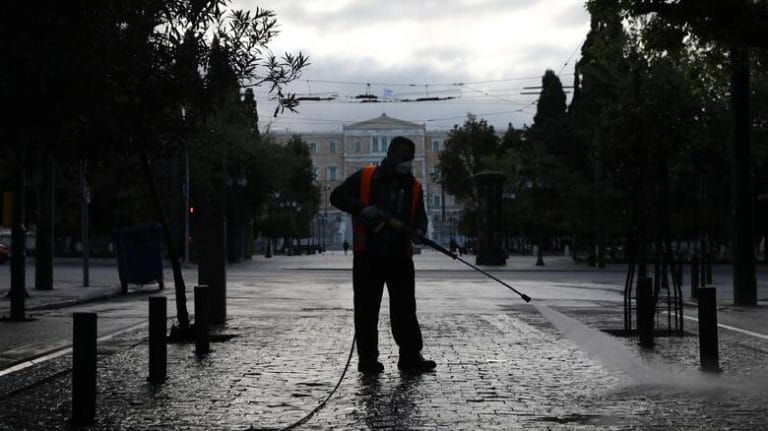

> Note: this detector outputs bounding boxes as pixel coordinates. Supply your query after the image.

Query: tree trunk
[35,152,54,290]
[139,152,190,331]
[594,134,606,269]
[730,46,757,306]
[10,146,27,320]
[79,160,90,287]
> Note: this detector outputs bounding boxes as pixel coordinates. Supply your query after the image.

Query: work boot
[397,352,436,372]
[358,359,384,374]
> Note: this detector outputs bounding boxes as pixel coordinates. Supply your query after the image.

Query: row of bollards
[636,277,720,373]
[71,286,212,426]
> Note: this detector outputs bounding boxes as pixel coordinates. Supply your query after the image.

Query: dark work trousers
[353,253,424,361]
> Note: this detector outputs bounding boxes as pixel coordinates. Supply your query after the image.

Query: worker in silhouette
[330,136,436,373]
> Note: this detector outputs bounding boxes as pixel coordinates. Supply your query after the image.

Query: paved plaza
[1,252,767,430]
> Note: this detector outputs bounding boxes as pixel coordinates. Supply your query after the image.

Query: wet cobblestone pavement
[1,256,767,430]
[1,311,642,430]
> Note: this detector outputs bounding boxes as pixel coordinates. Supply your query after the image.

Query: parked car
[0,229,36,259]
[0,230,9,264]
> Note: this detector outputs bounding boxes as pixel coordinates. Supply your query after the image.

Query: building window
[432,195,441,208]
[354,141,362,153]
[431,166,441,180]
[432,140,441,152]
[371,136,388,153]
[327,166,337,181]
[329,141,336,153]
[312,166,319,179]
[308,142,317,154]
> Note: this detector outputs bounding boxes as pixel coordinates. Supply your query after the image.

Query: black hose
[267,227,531,430]
[269,335,356,431]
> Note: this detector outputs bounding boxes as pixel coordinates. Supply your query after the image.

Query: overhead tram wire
[245,73,578,107]
[558,42,583,76]
[423,106,535,124]
[462,85,533,107]
[240,73,573,91]
[251,53,582,128]
[297,75,572,88]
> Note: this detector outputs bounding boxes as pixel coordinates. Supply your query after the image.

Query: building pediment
[344,113,424,131]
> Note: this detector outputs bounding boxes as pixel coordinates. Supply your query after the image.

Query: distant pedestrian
[343,240,350,255]
[330,136,436,374]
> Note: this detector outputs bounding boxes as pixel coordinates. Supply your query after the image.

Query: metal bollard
[697,286,721,373]
[72,313,97,426]
[690,253,699,299]
[148,297,167,383]
[194,285,210,355]
[636,277,655,348]
[198,216,227,325]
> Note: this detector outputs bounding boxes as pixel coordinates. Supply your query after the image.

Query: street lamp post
[310,213,315,252]
[278,199,298,254]
[321,184,330,252]
[265,192,280,258]
[184,144,190,264]
[531,181,546,267]
[226,176,248,263]
[430,171,446,243]
[429,172,446,222]
[180,106,190,265]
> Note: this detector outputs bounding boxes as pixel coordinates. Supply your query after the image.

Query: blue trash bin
[113,223,164,293]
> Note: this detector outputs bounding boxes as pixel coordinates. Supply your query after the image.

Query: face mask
[394,161,412,175]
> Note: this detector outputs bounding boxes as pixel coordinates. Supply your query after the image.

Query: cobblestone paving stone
[1,289,767,429]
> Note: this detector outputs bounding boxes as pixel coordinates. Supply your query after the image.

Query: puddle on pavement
[536,413,602,424]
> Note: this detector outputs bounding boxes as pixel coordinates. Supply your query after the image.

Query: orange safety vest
[352,165,422,252]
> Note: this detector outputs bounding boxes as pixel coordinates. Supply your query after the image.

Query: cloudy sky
[233,0,591,133]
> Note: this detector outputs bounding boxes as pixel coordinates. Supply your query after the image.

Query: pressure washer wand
[374,217,531,302]
[416,235,532,303]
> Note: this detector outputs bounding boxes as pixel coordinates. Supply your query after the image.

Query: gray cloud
[237,0,585,132]
[261,0,540,30]
[293,47,479,88]
[512,43,580,76]
[554,3,590,27]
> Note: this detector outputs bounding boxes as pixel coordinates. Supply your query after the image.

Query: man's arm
[413,184,428,233]
[329,169,364,215]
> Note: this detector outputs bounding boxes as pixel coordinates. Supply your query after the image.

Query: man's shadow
[359,372,425,429]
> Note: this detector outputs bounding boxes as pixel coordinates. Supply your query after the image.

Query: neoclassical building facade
[272,114,462,249]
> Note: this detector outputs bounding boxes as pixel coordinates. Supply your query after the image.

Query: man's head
[385,136,415,176]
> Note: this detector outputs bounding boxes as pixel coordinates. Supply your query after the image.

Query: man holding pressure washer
[330,136,437,374]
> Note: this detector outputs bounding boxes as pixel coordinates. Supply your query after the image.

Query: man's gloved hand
[412,228,425,245]
[360,205,384,228]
